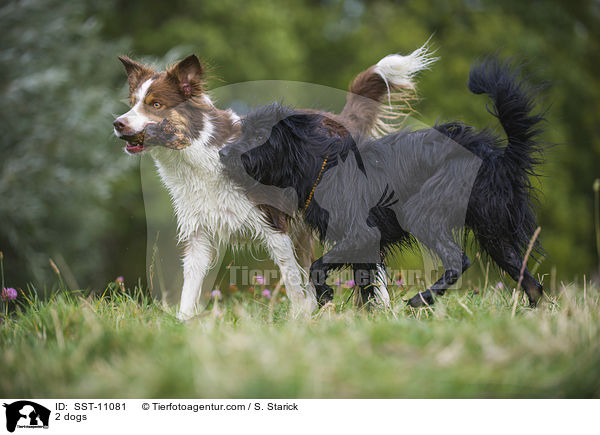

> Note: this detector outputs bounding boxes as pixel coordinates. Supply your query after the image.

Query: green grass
[1,281,599,398]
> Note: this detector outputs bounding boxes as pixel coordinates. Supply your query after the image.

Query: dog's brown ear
[118,56,153,93]
[167,54,204,99]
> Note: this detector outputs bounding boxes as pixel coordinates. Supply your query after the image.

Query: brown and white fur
[113,44,436,321]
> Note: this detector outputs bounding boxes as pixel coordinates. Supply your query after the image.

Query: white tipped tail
[373,39,438,90]
[371,39,438,136]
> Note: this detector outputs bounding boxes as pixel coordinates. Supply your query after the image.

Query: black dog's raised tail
[468,58,545,175]
[465,58,546,262]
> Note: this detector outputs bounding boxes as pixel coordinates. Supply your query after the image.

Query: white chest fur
[150,140,266,244]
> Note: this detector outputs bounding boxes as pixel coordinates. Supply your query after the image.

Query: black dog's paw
[316,286,334,307]
[406,290,434,308]
[527,295,540,308]
[526,284,543,307]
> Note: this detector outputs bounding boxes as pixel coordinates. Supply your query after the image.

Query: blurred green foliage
[0,0,144,288]
[1,0,598,290]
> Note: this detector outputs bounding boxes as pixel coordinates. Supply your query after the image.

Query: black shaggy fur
[220,58,546,307]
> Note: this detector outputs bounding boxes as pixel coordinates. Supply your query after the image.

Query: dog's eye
[152,102,162,109]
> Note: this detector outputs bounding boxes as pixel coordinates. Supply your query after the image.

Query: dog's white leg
[264,230,317,317]
[372,263,391,309]
[177,230,213,321]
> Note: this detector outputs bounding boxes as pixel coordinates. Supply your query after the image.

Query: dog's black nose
[113,119,126,132]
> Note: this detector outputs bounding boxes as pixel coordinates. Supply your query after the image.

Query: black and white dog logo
[3,401,50,433]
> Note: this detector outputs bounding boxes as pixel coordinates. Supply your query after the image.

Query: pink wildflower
[1,288,17,302]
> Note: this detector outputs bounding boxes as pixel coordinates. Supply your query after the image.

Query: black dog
[220,58,545,308]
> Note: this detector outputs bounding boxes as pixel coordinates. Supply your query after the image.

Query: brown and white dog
[113,44,435,320]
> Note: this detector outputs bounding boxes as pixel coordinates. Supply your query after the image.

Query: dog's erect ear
[118,56,153,93]
[167,54,204,99]
[290,113,319,123]
[280,113,325,140]
[262,113,322,159]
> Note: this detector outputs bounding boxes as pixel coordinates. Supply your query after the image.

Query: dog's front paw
[526,284,544,308]
[289,297,318,319]
[406,290,434,308]
[315,285,334,307]
[176,310,195,322]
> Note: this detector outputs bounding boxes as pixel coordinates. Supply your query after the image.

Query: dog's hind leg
[264,230,318,315]
[482,242,543,306]
[407,248,471,308]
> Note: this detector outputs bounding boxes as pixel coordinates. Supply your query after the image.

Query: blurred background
[1,0,599,292]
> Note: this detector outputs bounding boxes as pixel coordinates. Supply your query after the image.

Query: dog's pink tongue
[126,142,144,153]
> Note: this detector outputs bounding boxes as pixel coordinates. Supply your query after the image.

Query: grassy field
[1,280,599,398]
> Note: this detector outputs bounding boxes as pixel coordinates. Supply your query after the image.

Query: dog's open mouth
[121,131,146,154]
[125,141,145,154]
[118,120,192,154]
